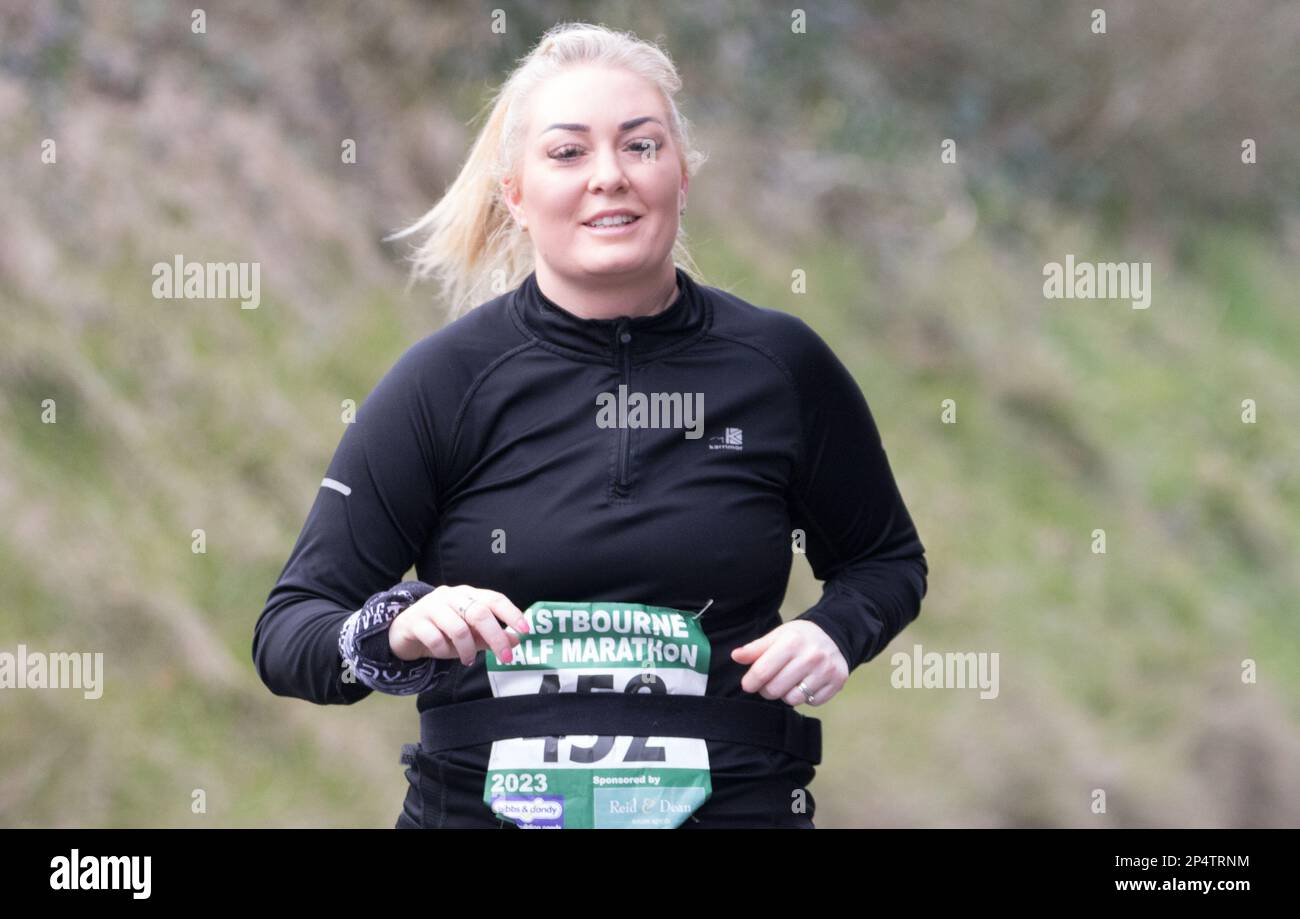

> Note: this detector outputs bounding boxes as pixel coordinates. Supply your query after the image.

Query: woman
[252,22,928,829]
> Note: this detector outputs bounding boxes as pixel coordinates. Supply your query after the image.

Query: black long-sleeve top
[253,265,928,780]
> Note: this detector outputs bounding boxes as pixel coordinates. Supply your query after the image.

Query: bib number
[483,601,712,828]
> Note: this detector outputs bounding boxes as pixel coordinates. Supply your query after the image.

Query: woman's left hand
[731,620,850,707]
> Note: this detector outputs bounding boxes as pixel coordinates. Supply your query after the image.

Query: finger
[463,595,517,664]
[790,663,842,706]
[407,616,454,661]
[732,630,778,663]
[440,588,524,648]
[740,638,798,696]
[786,674,836,707]
[479,589,531,635]
[760,656,815,702]
[432,603,479,666]
[388,597,440,660]
[764,657,824,705]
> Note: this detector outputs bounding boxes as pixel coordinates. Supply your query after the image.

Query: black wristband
[338,581,447,696]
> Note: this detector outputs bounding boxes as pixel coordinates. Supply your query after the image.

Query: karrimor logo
[708,427,743,451]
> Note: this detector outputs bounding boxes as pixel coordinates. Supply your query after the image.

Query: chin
[578,253,651,275]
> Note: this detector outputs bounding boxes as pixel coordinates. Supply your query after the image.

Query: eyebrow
[542,116,664,135]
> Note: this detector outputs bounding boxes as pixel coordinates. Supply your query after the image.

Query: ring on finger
[798,679,816,704]
[455,595,479,618]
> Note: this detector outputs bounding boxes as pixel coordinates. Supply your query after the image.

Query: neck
[533,263,679,320]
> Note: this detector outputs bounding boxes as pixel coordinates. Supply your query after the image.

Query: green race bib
[483,601,713,829]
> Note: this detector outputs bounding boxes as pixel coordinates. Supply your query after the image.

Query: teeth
[586,215,637,227]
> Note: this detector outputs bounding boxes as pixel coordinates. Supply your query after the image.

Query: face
[501,65,688,284]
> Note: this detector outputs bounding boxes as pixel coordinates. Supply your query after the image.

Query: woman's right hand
[388,584,529,666]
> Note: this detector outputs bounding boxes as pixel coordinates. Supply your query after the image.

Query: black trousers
[394,742,817,829]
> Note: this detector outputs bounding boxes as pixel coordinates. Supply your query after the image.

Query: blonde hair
[385,21,710,318]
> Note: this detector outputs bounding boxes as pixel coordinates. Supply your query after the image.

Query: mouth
[581,214,642,233]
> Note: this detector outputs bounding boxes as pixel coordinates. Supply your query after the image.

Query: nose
[587,141,630,195]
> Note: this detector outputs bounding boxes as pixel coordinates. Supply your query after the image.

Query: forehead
[526,65,667,133]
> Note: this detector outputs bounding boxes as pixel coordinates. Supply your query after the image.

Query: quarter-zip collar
[511,266,710,362]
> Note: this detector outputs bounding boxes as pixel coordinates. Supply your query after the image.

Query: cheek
[652,182,682,220]
[530,179,579,222]
[545,195,579,225]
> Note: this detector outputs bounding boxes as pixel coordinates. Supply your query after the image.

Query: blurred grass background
[1,0,1297,827]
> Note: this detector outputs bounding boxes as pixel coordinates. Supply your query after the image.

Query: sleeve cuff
[338,581,451,696]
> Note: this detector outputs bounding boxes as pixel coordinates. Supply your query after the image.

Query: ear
[500,176,523,221]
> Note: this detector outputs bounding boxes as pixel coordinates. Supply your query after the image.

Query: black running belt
[419,693,822,763]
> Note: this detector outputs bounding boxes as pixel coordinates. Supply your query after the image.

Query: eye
[628,138,661,157]
[548,138,663,162]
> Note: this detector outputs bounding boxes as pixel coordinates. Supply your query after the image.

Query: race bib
[483,601,713,829]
